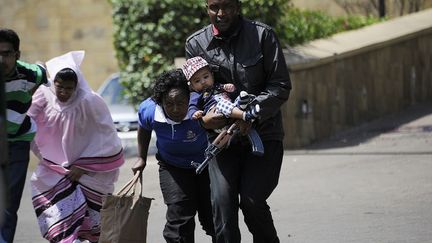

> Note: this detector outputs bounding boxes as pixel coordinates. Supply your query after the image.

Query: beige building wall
[0,0,118,90]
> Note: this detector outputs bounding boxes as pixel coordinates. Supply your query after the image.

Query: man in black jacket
[185,0,291,242]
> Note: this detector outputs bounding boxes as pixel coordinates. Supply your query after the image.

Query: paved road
[14,103,432,242]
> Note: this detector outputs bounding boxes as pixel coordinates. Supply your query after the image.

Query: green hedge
[110,0,208,104]
[110,0,380,105]
[284,9,381,45]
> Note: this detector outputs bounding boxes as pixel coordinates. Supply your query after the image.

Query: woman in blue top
[132,69,215,243]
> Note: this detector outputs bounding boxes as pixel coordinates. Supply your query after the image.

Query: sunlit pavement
[14,103,432,242]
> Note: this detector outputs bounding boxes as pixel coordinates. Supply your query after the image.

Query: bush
[110,0,208,104]
[282,8,381,46]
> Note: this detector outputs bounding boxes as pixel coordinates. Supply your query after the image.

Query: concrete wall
[0,0,118,90]
[283,9,432,148]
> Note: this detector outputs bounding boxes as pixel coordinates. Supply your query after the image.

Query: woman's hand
[66,166,86,182]
[201,107,227,129]
[132,158,146,174]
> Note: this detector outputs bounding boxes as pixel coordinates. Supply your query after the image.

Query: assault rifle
[192,121,264,174]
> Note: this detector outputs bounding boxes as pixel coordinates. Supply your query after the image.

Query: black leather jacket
[185,17,291,141]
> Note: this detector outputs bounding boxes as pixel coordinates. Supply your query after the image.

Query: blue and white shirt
[138,98,208,169]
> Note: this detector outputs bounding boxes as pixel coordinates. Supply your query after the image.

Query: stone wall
[0,0,117,90]
[283,9,432,148]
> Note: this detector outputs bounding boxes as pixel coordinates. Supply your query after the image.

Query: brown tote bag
[99,171,153,243]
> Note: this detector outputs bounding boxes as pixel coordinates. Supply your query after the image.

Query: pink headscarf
[45,50,91,111]
[28,51,124,172]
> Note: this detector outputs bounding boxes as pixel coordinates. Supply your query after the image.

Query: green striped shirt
[6,60,48,142]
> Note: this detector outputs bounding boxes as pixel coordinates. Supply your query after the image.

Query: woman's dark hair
[54,68,78,86]
[0,28,20,51]
[152,69,189,105]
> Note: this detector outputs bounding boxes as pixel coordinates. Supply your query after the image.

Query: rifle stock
[195,155,212,174]
[192,122,264,174]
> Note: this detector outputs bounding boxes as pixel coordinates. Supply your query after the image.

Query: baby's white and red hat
[181,56,209,81]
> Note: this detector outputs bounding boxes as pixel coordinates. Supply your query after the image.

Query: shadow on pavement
[304,102,432,150]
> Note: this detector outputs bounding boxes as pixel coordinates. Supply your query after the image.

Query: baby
[182,56,259,122]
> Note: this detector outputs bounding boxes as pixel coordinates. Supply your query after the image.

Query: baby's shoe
[238,91,251,110]
[243,104,260,122]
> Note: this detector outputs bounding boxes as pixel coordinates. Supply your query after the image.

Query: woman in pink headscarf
[27,51,125,243]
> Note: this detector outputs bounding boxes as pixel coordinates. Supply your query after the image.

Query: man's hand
[201,107,227,129]
[132,158,146,174]
[66,166,86,182]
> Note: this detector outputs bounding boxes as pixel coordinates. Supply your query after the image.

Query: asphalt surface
[13,102,432,243]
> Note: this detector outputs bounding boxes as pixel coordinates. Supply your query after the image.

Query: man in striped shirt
[0,28,48,243]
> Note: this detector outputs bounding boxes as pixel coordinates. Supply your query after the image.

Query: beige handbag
[99,171,152,243]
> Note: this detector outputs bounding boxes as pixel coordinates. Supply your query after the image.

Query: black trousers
[158,161,216,243]
[1,141,30,243]
[209,140,283,243]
